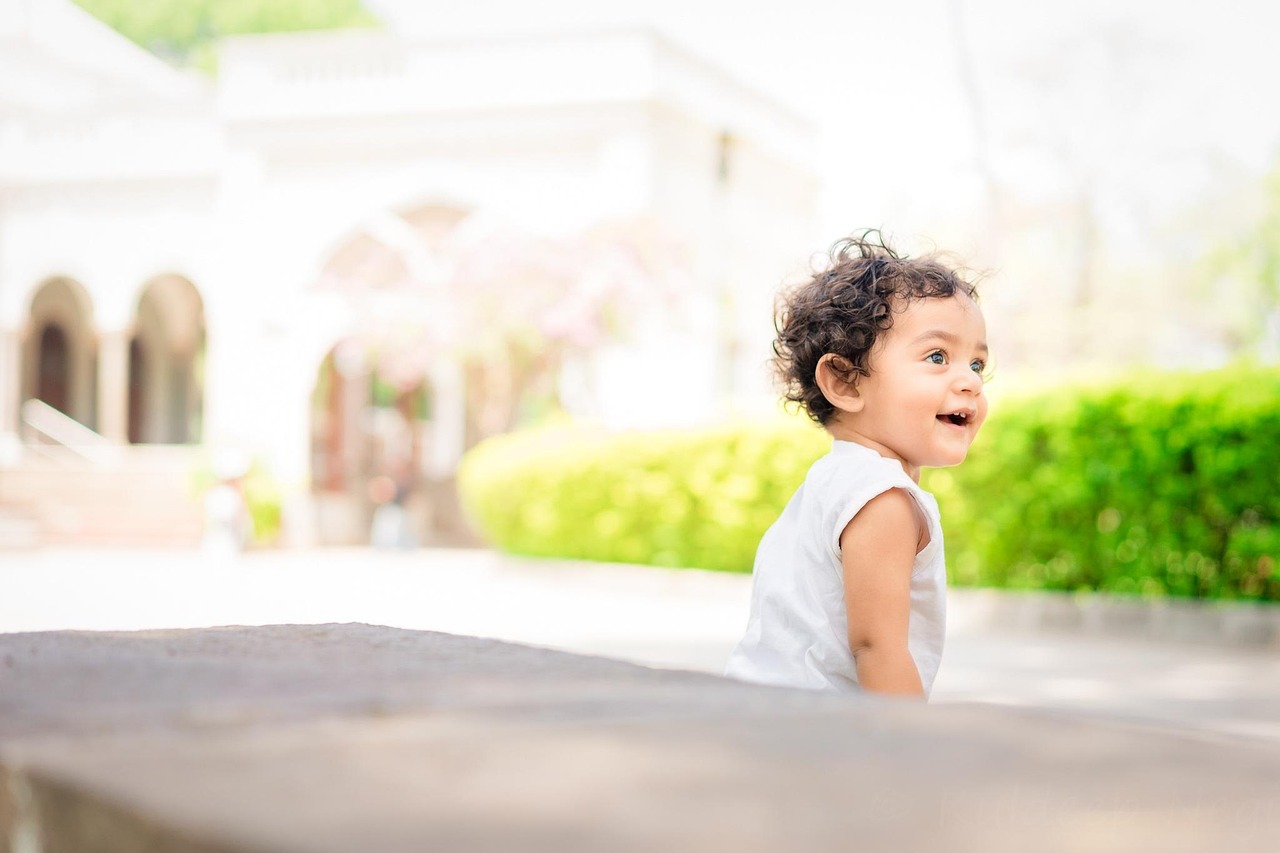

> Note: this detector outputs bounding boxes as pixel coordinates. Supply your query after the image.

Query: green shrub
[926,363,1280,600]
[240,467,282,546]
[460,363,1280,600]
[458,419,829,572]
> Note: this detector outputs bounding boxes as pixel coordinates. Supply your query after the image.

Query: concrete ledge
[951,587,1280,648]
[2,624,1278,852]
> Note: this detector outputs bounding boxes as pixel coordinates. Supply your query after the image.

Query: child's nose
[954,366,983,393]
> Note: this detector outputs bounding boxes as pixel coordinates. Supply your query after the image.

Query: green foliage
[73,0,379,73]
[458,419,830,573]
[926,362,1280,600]
[240,466,283,545]
[461,364,1279,601]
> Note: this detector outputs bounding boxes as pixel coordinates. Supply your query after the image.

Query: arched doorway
[308,339,436,546]
[310,341,366,496]
[36,325,71,414]
[127,337,146,445]
[307,202,470,545]
[129,275,206,444]
[308,341,375,545]
[22,277,95,429]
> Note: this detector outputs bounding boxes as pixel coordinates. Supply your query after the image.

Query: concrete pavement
[1,545,1277,743]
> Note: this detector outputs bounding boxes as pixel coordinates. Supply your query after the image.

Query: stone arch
[303,200,474,545]
[309,339,368,496]
[21,276,97,428]
[307,337,439,545]
[315,348,436,483]
[300,191,480,291]
[129,274,206,444]
[312,202,471,295]
[308,200,471,467]
[308,340,371,545]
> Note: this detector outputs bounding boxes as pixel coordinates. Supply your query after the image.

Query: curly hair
[774,229,979,425]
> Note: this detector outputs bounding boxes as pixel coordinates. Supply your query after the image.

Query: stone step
[38,510,204,546]
[1,453,206,546]
[0,470,195,499]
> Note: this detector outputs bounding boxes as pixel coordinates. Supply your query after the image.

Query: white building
[0,0,818,547]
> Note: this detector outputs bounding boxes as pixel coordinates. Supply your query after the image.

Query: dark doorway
[36,324,70,414]
[128,336,146,444]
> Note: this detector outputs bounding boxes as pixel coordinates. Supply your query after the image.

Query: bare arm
[840,488,926,698]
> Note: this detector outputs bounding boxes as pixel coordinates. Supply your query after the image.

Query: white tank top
[724,440,948,697]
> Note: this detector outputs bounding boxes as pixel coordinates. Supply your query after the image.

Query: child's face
[832,293,988,478]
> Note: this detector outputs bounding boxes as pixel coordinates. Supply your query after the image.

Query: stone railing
[216,29,813,166]
[18,399,118,466]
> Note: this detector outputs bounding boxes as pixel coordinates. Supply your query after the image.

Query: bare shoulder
[840,488,930,556]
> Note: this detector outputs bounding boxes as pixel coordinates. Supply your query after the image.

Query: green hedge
[458,420,828,572]
[458,364,1280,600]
[928,363,1280,600]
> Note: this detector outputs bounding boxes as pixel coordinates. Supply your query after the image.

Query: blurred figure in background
[203,449,252,557]
[368,462,417,550]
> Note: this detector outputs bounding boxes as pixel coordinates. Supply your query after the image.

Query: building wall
[0,16,819,544]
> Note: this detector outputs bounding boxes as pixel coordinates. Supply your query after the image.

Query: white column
[426,361,465,478]
[97,329,129,443]
[0,327,20,463]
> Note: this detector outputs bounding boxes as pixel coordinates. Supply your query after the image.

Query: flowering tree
[325,214,689,443]
[445,220,686,439]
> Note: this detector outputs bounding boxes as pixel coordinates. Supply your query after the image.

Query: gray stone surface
[4,546,1279,742]
[0,623,771,738]
[2,623,1279,853]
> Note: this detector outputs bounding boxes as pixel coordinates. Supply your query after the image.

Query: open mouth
[938,412,970,427]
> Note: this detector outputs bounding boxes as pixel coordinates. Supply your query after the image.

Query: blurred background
[1,0,1278,554]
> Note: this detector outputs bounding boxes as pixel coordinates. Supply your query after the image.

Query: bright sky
[365,0,1280,250]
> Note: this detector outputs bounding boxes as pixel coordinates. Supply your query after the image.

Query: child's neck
[827,426,921,483]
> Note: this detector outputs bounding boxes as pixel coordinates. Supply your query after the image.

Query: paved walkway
[2,546,1277,743]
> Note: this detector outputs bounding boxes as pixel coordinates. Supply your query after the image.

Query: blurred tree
[1197,163,1280,359]
[436,220,687,444]
[317,215,689,445]
[945,12,1241,375]
[72,0,379,73]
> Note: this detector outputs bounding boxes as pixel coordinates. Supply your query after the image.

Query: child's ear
[815,354,865,414]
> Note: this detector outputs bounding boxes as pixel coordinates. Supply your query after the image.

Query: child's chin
[929,451,970,469]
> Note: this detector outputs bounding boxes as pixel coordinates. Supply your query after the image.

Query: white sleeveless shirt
[724,440,948,697]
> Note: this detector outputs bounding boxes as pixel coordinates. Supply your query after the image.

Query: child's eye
[926,351,946,365]
[970,359,986,374]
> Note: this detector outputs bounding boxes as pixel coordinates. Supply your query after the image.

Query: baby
[725,231,989,699]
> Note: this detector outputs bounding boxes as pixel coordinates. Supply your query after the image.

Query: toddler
[724,231,988,699]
